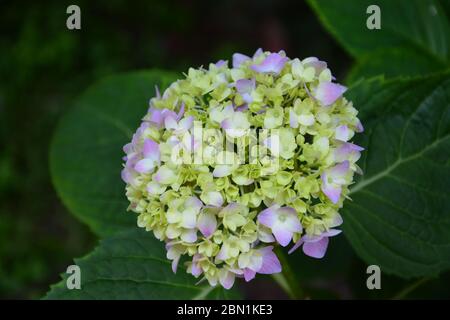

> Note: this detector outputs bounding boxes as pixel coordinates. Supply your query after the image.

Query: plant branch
[392,277,431,300]
[272,246,304,299]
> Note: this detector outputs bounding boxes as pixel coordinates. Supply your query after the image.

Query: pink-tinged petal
[335,142,364,162]
[321,182,341,204]
[121,168,132,183]
[335,125,350,142]
[289,109,299,128]
[314,82,347,106]
[142,139,160,160]
[303,57,327,73]
[161,108,177,118]
[220,271,235,290]
[123,143,133,154]
[259,232,275,243]
[187,196,203,211]
[215,60,227,67]
[322,229,342,237]
[302,233,323,243]
[228,267,244,275]
[215,246,226,261]
[133,123,149,144]
[125,153,139,167]
[251,53,288,75]
[220,118,232,130]
[356,119,364,133]
[171,256,180,273]
[253,48,264,59]
[121,168,128,182]
[176,102,185,120]
[245,255,264,272]
[212,165,233,177]
[179,116,193,131]
[224,104,234,114]
[207,191,224,207]
[191,266,202,278]
[166,135,180,147]
[197,212,217,238]
[272,224,293,247]
[182,212,199,230]
[242,93,253,104]
[303,237,329,259]
[243,269,256,282]
[147,181,166,195]
[154,167,176,184]
[288,239,304,255]
[330,214,344,228]
[257,207,278,228]
[191,266,202,277]
[329,160,350,178]
[232,53,251,68]
[221,203,239,215]
[148,107,164,126]
[134,158,155,173]
[190,254,203,277]
[236,78,255,94]
[349,143,364,152]
[181,229,198,243]
[164,115,178,130]
[278,207,302,233]
[235,104,249,112]
[258,246,282,274]
[181,133,196,152]
[165,242,181,273]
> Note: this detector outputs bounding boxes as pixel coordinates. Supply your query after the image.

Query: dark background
[1,0,448,299]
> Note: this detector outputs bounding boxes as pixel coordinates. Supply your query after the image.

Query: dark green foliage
[45,228,240,299]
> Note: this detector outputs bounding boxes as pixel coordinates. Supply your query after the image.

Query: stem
[272,247,304,299]
[272,273,293,297]
[193,285,215,300]
[392,277,430,300]
[239,185,245,196]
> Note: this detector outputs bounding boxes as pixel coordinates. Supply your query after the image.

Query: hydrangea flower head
[122,49,364,289]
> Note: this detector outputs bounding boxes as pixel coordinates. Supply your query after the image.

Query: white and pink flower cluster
[122,49,363,289]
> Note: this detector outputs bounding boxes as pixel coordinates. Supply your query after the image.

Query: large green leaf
[50,71,178,237]
[44,228,239,299]
[346,48,446,84]
[343,73,450,277]
[308,0,450,81]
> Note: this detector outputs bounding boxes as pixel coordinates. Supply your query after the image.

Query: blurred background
[1,0,449,299]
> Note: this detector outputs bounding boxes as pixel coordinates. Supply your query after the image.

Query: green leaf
[50,70,178,237]
[343,73,450,277]
[308,0,450,81]
[44,228,240,299]
[346,48,446,84]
